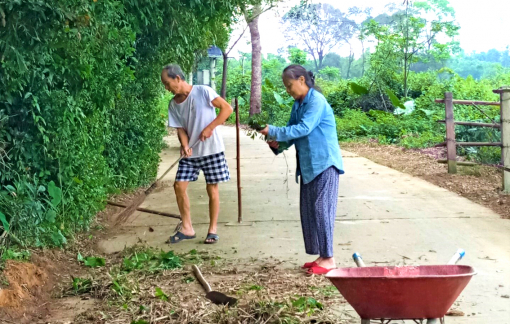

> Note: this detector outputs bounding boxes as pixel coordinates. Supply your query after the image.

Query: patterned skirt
[299,166,340,258]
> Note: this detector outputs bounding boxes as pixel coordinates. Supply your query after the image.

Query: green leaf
[0,211,9,232]
[77,253,84,262]
[386,89,405,109]
[72,277,92,294]
[349,82,369,95]
[420,109,435,116]
[248,285,263,291]
[183,276,195,283]
[84,257,105,268]
[155,287,169,301]
[131,321,149,324]
[274,92,285,105]
[47,181,62,207]
[45,210,56,223]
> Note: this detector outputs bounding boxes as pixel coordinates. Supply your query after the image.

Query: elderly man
[161,64,233,244]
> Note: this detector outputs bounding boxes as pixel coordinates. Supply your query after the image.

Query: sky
[228,0,510,59]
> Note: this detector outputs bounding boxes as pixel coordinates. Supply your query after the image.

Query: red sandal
[307,266,335,275]
[302,262,318,269]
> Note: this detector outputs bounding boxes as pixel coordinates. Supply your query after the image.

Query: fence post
[445,92,457,174]
[496,86,510,193]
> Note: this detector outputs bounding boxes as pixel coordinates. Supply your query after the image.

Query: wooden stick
[456,142,502,147]
[435,99,500,106]
[445,92,457,174]
[107,201,180,219]
[192,265,212,293]
[437,160,510,172]
[437,160,478,166]
[436,120,501,129]
[235,98,242,223]
[112,141,200,225]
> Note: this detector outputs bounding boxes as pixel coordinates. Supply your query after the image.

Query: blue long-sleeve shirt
[268,88,344,184]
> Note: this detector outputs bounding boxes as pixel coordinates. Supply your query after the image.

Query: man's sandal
[204,233,219,244]
[167,230,196,244]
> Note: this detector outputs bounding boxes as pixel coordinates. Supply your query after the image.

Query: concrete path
[99,126,510,323]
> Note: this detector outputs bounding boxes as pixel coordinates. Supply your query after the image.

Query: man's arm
[177,128,192,157]
[200,97,233,141]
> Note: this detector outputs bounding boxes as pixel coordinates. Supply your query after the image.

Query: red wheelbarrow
[326,251,476,324]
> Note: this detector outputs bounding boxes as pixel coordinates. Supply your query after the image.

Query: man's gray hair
[163,64,185,80]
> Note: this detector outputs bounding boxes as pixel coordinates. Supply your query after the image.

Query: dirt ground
[2,134,510,323]
[342,143,510,219]
[0,205,348,324]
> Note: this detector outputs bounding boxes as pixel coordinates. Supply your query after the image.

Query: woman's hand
[258,125,269,136]
[180,145,192,158]
[267,141,279,149]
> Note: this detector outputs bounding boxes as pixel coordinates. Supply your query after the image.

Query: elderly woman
[259,64,344,275]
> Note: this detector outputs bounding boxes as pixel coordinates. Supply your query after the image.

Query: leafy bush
[0,0,244,248]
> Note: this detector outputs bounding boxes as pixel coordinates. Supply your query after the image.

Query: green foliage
[154,287,169,301]
[288,48,308,65]
[248,284,264,291]
[77,253,105,268]
[291,297,323,316]
[121,249,182,273]
[363,0,460,97]
[350,82,369,95]
[0,0,245,248]
[1,248,31,262]
[72,277,93,295]
[318,66,340,81]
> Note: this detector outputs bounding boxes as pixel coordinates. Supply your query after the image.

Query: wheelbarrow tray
[326,265,476,320]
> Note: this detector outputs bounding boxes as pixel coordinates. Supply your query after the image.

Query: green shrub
[335,110,376,140]
[0,0,244,248]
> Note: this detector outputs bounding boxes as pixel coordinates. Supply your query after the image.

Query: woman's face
[282,75,308,100]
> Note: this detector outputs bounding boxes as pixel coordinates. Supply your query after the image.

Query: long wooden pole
[435,99,501,106]
[497,87,510,193]
[445,92,457,174]
[436,120,501,129]
[235,98,243,222]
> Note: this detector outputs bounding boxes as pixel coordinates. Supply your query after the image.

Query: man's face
[161,72,181,94]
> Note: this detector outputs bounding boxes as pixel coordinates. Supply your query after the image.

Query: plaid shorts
[175,152,230,184]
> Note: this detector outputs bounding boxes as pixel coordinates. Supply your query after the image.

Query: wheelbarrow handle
[447,248,465,265]
[352,249,466,267]
[352,252,366,267]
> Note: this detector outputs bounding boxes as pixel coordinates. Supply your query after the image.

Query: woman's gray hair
[163,64,185,80]
[282,64,321,92]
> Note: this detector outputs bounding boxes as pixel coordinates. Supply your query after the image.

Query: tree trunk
[246,5,262,116]
[318,51,324,71]
[361,40,366,77]
[220,52,228,99]
[347,45,354,79]
[404,54,409,98]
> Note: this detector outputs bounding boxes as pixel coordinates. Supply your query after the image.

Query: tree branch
[226,24,250,55]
